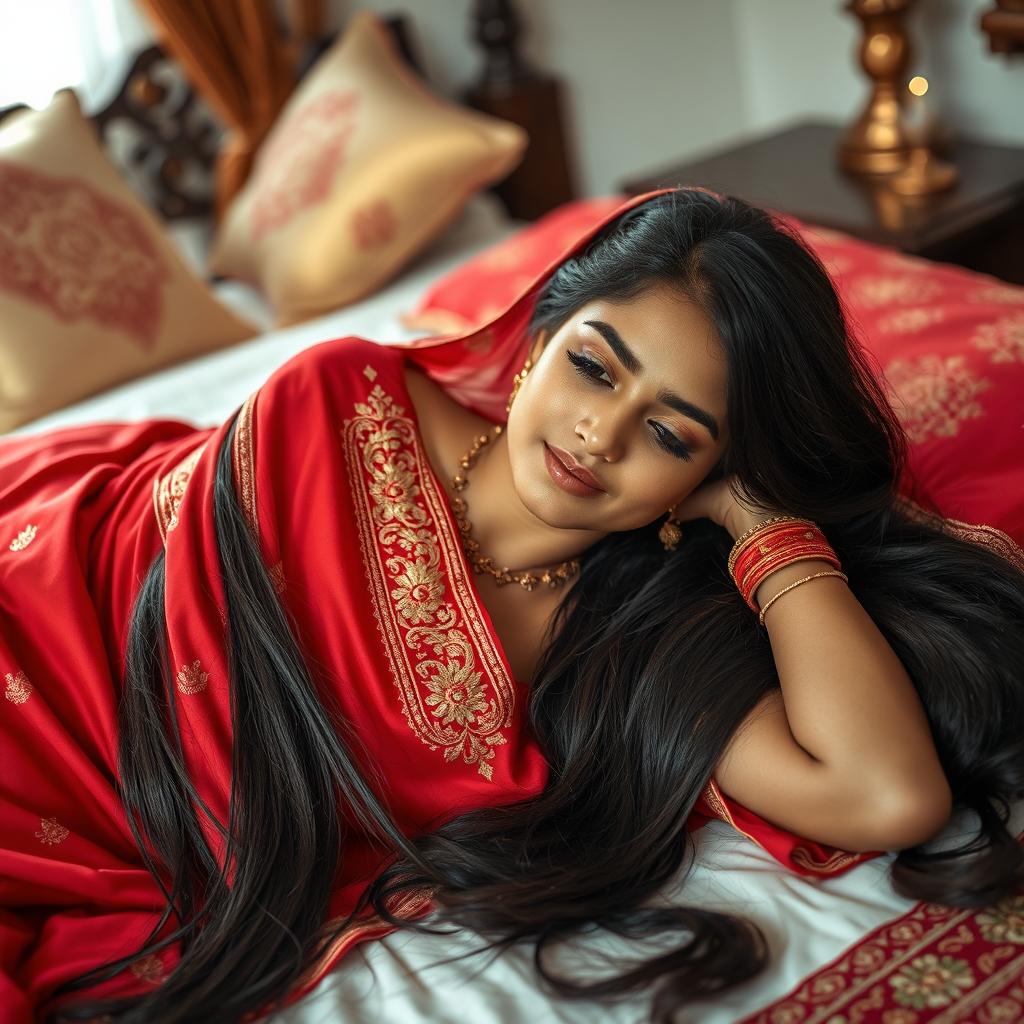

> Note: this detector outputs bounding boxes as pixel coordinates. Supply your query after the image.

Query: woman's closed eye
[565,349,693,461]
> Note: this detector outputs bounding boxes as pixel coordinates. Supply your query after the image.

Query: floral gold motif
[35,816,69,845]
[971,312,1024,364]
[363,364,378,382]
[877,307,945,335]
[737,850,1024,1023]
[977,892,1024,944]
[890,952,974,1009]
[343,381,513,780]
[884,354,990,444]
[129,954,165,984]
[969,285,1024,304]
[176,659,209,695]
[4,670,32,705]
[853,275,943,308]
[8,524,38,551]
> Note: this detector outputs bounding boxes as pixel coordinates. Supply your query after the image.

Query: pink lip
[544,443,605,495]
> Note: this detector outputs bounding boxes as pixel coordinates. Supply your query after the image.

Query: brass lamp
[838,0,916,175]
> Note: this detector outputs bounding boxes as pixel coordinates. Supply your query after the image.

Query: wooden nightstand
[620,120,1024,285]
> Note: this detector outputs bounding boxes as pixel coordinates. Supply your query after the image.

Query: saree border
[152,441,207,543]
[342,377,515,781]
[294,888,435,997]
[702,777,865,876]
[896,495,1024,573]
[231,392,258,537]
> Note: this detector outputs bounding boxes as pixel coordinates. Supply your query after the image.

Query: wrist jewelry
[758,570,849,626]
[727,515,843,613]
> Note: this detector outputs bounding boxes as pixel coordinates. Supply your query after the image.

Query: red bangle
[740,552,842,611]
[728,520,841,612]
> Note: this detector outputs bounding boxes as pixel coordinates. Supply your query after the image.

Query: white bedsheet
[12,194,1017,1023]
[274,801,1024,1024]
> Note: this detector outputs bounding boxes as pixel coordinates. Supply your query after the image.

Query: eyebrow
[582,319,721,441]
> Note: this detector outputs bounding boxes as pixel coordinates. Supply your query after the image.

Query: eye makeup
[565,349,693,461]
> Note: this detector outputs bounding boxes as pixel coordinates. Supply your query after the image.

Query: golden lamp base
[887,145,959,196]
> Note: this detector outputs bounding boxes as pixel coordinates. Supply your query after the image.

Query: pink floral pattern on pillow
[250,91,361,241]
[352,199,397,250]
[0,161,168,347]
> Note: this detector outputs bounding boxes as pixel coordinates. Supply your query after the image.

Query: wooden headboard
[980,1,1024,55]
[0,2,575,223]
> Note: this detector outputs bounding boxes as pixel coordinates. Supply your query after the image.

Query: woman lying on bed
[4,188,1023,1024]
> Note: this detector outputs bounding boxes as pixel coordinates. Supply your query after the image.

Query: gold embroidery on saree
[232,393,258,537]
[35,817,69,845]
[129,954,165,984]
[8,524,37,551]
[4,670,32,704]
[153,443,207,542]
[791,844,863,874]
[896,496,1024,574]
[269,560,286,596]
[299,888,434,993]
[702,778,765,849]
[704,778,860,874]
[176,659,209,695]
[344,380,513,781]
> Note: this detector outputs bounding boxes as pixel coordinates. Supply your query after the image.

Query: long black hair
[53,190,1024,1023]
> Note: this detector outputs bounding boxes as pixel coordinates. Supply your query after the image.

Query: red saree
[1,191,891,1023]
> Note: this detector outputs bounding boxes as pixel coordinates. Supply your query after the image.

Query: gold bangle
[727,515,816,573]
[757,570,849,626]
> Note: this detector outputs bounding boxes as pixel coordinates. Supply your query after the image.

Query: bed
[3,6,1023,1023]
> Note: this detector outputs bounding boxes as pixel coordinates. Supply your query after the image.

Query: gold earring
[505,357,533,413]
[659,507,682,551]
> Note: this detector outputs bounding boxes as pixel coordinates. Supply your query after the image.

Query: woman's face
[507,281,730,534]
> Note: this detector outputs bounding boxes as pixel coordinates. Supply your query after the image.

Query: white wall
[341,0,1024,196]
[5,0,1023,198]
[730,0,1024,147]
[338,0,748,196]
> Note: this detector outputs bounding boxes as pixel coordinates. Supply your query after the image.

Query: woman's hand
[671,475,784,542]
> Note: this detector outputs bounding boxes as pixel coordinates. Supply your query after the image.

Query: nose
[575,406,626,462]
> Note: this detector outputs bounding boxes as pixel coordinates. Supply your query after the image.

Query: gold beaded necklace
[450,423,580,592]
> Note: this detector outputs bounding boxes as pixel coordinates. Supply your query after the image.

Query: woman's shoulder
[251,337,408,414]
[270,336,404,382]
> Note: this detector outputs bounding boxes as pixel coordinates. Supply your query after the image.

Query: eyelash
[565,349,693,462]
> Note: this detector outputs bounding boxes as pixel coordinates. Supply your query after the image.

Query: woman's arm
[676,484,954,852]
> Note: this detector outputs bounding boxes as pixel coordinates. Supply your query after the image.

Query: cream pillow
[0,90,256,432]
[208,10,527,326]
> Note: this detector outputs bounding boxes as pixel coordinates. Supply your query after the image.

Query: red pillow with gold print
[401,195,627,335]
[796,221,1024,543]
[407,200,1023,543]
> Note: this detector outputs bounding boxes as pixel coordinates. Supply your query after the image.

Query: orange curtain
[287,0,326,43]
[135,0,303,219]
